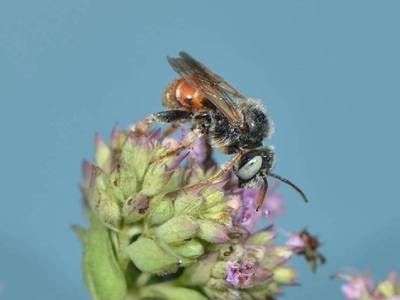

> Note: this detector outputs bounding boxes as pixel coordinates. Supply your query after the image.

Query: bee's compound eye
[237,155,263,181]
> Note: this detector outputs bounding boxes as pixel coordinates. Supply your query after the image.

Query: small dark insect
[134,52,308,209]
[298,229,326,272]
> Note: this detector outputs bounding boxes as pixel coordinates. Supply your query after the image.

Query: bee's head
[234,147,308,210]
[234,147,275,188]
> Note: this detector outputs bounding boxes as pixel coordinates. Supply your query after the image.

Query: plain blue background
[1,1,399,299]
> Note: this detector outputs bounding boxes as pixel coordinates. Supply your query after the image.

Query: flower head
[76,122,319,300]
[337,271,400,300]
[341,274,373,300]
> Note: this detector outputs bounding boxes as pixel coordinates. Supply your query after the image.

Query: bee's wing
[167,52,246,125]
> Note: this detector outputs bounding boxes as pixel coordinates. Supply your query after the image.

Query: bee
[135,52,308,209]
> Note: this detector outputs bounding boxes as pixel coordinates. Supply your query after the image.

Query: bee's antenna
[269,173,309,203]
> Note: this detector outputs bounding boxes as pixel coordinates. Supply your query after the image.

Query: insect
[135,52,308,209]
[297,229,326,272]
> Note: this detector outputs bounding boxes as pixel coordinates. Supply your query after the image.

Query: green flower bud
[141,161,169,197]
[211,261,228,279]
[201,188,225,207]
[206,279,246,300]
[110,126,127,150]
[227,243,246,261]
[198,220,229,243]
[88,168,123,230]
[141,284,208,300]
[171,239,204,258]
[199,188,232,225]
[126,237,179,274]
[246,227,275,246]
[376,280,395,297]
[174,193,203,217]
[147,196,175,226]
[201,209,232,226]
[96,200,122,231]
[272,246,294,260]
[203,201,227,215]
[207,278,229,290]
[120,137,152,183]
[95,134,112,172]
[122,194,149,223]
[93,168,124,204]
[273,267,296,284]
[162,168,184,193]
[154,216,199,243]
[180,253,218,286]
[80,160,93,204]
[117,166,138,199]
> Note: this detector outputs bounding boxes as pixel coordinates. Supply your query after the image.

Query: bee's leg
[162,122,181,138]
[131,110,193,134]
[152,110,194,123]
[161,110,210,137]
[151,129,201,162]
[184,152,242,192]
